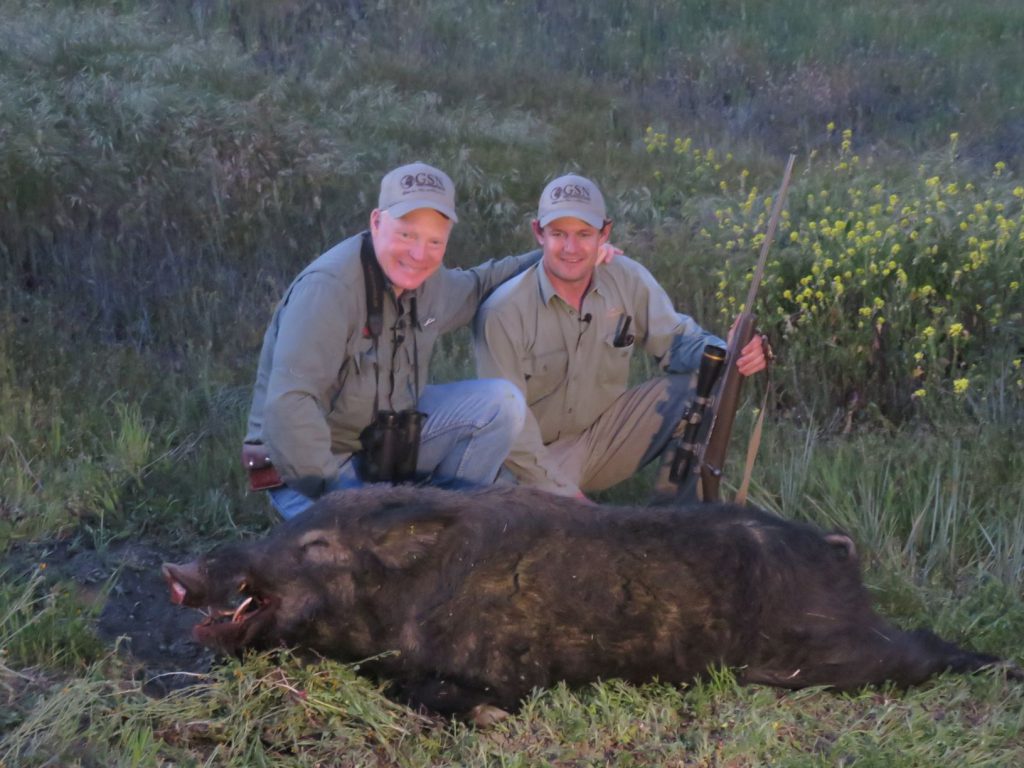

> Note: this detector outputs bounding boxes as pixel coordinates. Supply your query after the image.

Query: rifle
[654,154,796,505]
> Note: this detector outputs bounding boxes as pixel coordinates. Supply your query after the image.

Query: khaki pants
[543,373,696,493]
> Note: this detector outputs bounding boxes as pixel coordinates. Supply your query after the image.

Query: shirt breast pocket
[598,336,634,390]
[524,349,569,403]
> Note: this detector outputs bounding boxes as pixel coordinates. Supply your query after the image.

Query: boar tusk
[232,596,254,623]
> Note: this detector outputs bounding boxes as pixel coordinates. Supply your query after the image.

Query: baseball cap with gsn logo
[538,174,607,229]
[378,162,459,222]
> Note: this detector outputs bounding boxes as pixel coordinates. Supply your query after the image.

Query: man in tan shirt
[474,174,766,498]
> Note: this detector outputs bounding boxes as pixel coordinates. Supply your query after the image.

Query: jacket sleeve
[474,303,581,497]
[436,250,541,332]
[632,262,726,374]
[263,274,353,497]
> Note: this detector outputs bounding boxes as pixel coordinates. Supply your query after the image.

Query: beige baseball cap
[378,162,459,222]
[537,174,607,229]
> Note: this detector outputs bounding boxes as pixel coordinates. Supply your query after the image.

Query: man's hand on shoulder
[596,243,624,265]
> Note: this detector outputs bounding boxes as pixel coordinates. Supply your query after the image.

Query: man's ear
[370,208,383,234]
[531,219,545,246]
[599,220,613,244]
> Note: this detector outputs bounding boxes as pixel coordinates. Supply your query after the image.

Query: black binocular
[358,409,425,483]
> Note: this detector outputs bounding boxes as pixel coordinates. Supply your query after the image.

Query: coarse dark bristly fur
[164,486,1020,716]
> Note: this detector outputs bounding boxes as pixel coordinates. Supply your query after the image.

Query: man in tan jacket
[245,162,534,519]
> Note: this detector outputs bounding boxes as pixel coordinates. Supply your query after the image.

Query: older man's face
[370,208,452,294]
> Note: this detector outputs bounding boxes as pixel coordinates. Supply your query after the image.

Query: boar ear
[294,530,352,567]
[370,512,455,570]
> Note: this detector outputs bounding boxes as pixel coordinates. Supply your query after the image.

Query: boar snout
[162,561,206,606]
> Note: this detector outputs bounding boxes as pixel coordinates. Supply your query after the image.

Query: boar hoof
[469,703,510,728]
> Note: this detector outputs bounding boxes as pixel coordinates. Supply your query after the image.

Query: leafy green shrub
[643,127,1024,421]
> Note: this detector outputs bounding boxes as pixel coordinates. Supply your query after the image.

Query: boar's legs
[392,675,514,717]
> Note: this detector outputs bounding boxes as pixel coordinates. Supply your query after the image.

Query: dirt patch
[7,538,217,696]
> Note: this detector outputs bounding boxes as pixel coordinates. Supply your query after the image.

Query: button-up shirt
[474,252,724,494]
[246,232,539,497]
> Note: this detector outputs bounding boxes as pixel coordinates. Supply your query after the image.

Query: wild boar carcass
[163,486,1019,716]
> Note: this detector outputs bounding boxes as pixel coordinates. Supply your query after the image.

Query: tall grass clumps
[1,652,426,766]
[0,566,105,671]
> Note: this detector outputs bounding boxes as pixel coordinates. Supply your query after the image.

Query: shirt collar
[537,260,560,307]
[536,258,608,309]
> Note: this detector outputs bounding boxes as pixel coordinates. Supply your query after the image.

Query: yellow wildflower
[953,378,969,395]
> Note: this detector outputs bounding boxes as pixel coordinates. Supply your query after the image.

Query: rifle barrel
[698,153,797,503]
[744,154,797,312]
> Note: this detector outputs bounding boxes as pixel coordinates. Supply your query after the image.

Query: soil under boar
[163,486,1019,717]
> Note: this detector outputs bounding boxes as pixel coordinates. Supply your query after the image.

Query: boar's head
[163,492,460,657]
[162,542,285,654]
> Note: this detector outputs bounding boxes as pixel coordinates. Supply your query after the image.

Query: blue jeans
[269,378,526,519]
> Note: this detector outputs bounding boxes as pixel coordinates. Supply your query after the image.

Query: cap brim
[387,200,459,223]
[538,209,605,229]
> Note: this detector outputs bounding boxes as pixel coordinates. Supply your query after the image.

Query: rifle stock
[689,154,796,503]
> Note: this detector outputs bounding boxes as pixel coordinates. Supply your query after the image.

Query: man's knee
[481,378,527,434]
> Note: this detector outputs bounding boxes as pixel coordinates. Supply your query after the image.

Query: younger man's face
[533,216,611,290]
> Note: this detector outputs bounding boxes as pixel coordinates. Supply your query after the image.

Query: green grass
[0,567,106,671]
[3,652,1023,766]
[2,0,1024,764]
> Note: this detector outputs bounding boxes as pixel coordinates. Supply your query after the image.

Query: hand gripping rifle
[654,154,796,505]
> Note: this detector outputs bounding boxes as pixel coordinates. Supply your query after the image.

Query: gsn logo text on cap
[550,183,591,202]
[401,172,447,192]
